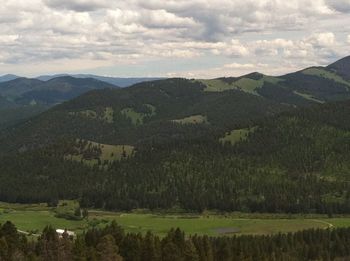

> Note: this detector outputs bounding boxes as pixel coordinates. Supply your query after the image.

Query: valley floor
[1,201,350,237]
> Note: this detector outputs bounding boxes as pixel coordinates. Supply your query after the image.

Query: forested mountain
[0,95,15,110]
[0,94,48,130]
[37,74,164,87]
[0,76,119,129]
[0,56,349,131]
[0,105,48,130]
[0,78,43,101]
[0,74,19,83]
[0,73,349,214]
[327,55,350,80]
[0,56,349,213]
[0,78,287,154]
[0,76,118,106]
[203,56,350,105]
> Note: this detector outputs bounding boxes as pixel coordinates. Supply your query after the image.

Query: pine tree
[96,235,122,261]
[37,226,60,261]
[183,239,199,261]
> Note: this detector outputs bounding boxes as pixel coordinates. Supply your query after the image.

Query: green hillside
[0,78,286,154]
[0,95,15,110]
[0,76,119,129]
[327,55,350,80]
[0,75,349,214]
[0,76,118,106]
[0,57,350,214]
[66,139,134,167]
[0,95,48,130]
[0,105,48,130]
[0,56,349,131]
[199,58,350,105]
[201,73,284,96]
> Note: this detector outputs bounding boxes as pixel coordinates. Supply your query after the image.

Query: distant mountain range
[0,76,118,106]
[0,74,20,83]
[0,56,349,131]
[37,74,164,87]
[0,74,164,87]
[0,76,119,129]
[1,55,349,151]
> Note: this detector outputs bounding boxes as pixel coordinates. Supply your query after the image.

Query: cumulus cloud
[212,40,249,57]
[0,0,349,77]
[223,63,268,69]
[307,32,336,47]
[140,10,197,28]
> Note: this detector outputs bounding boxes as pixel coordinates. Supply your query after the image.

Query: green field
[1,202,350,237]
[220,127,257,145]
[99,214,335,237]
[234,78,262,95]
[102,107,114,123]
[69,107,114,123]
[200,79,236,92]
[201,76,283,95]
[66,140,134,166]
[121,104,156,125]
[173,115,208,124]
[293,91,325,103]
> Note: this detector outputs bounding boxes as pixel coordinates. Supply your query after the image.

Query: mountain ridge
[37,74,165,87]
[0,76,119,106]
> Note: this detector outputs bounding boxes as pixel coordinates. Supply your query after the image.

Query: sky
[0,0,349,78]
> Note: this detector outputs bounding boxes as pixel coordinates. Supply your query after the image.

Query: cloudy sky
[0,0,349,78]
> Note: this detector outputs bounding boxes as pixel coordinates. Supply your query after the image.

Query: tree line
[1,221,350,260]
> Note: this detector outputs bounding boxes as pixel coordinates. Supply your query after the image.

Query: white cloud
[307,32,336,47]
[347,35,350,44]
[140,9,197,28]
[212,40,249,57]
[0,0,348,77]
[223,63,268,69]
[0,34,19,44]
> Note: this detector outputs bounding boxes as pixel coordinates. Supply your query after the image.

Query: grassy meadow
[1,201,350,237]
[121,104,156,125]
[220,127,257,145]
[172,115,208,125]
[66,140,134,166]
[200,75,283,95]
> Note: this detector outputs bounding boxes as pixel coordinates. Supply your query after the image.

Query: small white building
[56,229,75,237]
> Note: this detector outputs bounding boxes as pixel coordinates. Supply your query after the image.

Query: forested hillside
[0,76,118,106]
[0,57,349,214]
[0,78,286,154]
[0,79,348,214]
[0,56,349,130]
[0,76,119,130]
[37,74,164,87]
[202,56,350,104]
[0,95,15,110]
[327,55,350,80]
